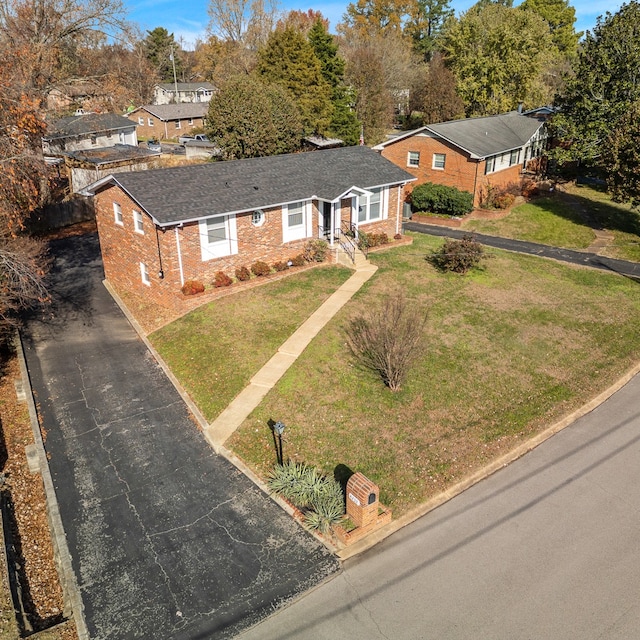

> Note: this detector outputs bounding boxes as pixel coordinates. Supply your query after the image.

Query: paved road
[21,233,338,640]
[404,221,640,279]
[239,371,640,639]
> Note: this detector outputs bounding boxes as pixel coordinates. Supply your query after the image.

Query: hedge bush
[411,182,474,216]
[290,254,306,267]
[430,234,484,274]
[273,260,289,272]
[302,239,329,263]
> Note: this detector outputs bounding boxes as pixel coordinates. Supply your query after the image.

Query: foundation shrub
[251,260,271,277]
[302,239,329,262]
[290,254,306,267]
[273,260,289,272]
[213,271,233,288]
[411,182,474,216]
[181,280,205,296]
[235,266,251,281]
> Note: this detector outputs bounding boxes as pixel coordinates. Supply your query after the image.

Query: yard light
[273,421,285,465]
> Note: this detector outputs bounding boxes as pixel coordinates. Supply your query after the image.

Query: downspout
[154,225,165,279]
[164,121,169,140]
[396,185,402,236]
[472,161,480,208]
[175,226,184,286]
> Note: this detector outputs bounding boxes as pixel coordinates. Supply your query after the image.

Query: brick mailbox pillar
[346,472,379,529]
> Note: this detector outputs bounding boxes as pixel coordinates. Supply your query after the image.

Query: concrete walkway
[205,262,378,449]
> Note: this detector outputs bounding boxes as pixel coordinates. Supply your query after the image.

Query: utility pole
[170,45,179,103]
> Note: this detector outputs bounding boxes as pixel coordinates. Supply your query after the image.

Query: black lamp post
[273,421,285,465]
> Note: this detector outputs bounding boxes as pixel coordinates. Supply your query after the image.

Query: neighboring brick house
[153,82,216,105]
[82,146,414,310]
[128,103,209,141]
[373,111,547,207]
[43,113,138,156]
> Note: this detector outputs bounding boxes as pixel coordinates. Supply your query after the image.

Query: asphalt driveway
[21,232,338,639]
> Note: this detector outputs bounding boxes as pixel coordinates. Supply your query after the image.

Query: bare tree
[207,0,278,46]
[345,294,427,391]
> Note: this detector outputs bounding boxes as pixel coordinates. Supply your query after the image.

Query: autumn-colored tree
[520,0,581,57]
[441,4,557,116]
[206,74,303,158]
[257,26,333,135]
[414,52,464,124]
[0,0,129,96]
[277,9,327,34]
[340,0,414,38]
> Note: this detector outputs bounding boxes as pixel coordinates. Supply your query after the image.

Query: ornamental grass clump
[268,460,344,534]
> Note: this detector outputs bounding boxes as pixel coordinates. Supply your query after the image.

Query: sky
[125,0,624,50]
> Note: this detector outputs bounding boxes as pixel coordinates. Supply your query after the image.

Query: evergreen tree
[405,0,454,60]
[257,27,333,135]
[520,0,581,57]
[144,27,183,84]
[308,19,361,145]
[206,74,303,159]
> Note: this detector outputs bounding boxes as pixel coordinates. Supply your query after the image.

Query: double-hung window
[407,151,420,167]
[485,156,496,175]
[113,202,123,225]
[282,201,310,242]
[134,210,144,234]
[148,117,154,126]
[140,262,150,285]
[138,117,144,126]
[509,149,520,166]
[199,214,238,260]
[175,121,181,129]
[432,153,446,170]
[358,187,386,224]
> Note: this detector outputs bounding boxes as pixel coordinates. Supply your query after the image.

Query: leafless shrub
[345,294,427,392]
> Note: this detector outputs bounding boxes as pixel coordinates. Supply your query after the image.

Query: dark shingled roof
[64,144,159,165]
[376,112,545,159]
[136,103,209,120]
[103,146,415,226]
[45,113,135,140]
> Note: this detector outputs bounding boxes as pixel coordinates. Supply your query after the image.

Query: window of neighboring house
[407,151,420,167]
[282,201,310,243]
[113,202,123,225]
[485,156,496,175]
[175,121,181,129]
[199,214,238,260]
[251,210,265,227]
[188,118,194,126]
[432,153,446,170]
[509,149,521,166]
[134,210,144,234]
[138,117,144,126]
[140,262,150,286]
[358,187,386,223]
[148,117,154,126]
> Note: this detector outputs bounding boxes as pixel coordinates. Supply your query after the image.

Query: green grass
[463,196,595,248]
[149,266,352,421]
[226,234,640,516]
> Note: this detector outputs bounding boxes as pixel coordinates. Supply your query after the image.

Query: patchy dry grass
[227,234,640,516]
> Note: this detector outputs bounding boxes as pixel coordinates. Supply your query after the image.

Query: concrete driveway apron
[21,232,338,640]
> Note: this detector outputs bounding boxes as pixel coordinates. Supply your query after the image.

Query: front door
[321,202,332,237]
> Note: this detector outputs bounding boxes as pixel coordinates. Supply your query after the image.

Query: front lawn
[227,234,640,516]
[463,196,595,248]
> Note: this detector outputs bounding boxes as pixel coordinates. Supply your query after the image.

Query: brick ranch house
[373,110,548,208]
[128,103,209,141]
[82,146,414,309]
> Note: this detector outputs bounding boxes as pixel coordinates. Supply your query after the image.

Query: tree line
[0,0,639,334]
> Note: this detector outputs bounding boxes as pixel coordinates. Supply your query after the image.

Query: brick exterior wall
[380,133,525,207]
[95,182,406,312]
[128,110,205,141]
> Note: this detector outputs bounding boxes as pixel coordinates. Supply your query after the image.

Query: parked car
[147,139,162,152]
[179,133,209,144]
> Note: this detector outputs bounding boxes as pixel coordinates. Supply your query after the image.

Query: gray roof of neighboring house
[44,113,135,140]
[156,82,216,92]
[375,112,545,159]
[63,144,159,165]
[89,146,415,226]
[135,103,209,120]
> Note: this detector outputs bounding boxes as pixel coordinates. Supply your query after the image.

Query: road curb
[14,333,89,640]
